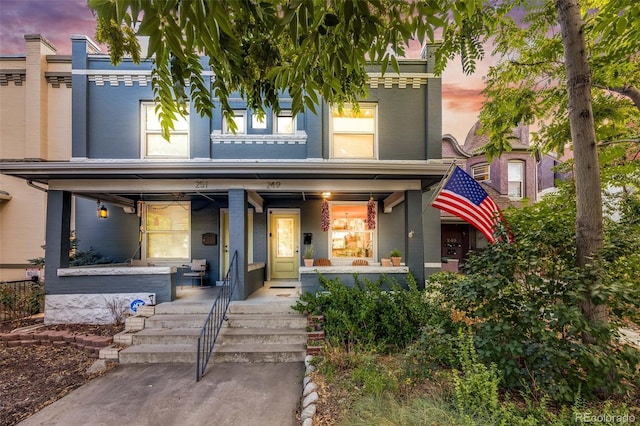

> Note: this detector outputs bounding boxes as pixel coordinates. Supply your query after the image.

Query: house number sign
[195,180,208,189]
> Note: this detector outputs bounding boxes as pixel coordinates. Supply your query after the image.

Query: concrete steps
[144,314,209,329]
[119,344,197,364]
[221,327,306,345]
[224,313,307,329]
[213,343,306,363]
[118,289,306,364]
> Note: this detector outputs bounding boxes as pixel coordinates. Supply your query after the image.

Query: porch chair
[181,259,207,288]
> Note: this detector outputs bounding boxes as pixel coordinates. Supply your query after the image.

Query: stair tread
[227,312,304,316]
[120,343,196,353]
[215,343,306,353]
[135,328,202,336]
[223,328,306,336]
[146,313,209,320]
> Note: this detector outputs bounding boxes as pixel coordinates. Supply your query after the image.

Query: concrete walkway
[21,284,305,426]
[20,362,304,426]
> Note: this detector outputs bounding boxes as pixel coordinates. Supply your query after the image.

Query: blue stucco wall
[75,198,140,263]
[190,200,221,284]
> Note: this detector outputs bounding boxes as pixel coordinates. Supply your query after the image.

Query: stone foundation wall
[45,293,155,324]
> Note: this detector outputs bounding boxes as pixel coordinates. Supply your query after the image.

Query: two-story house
[0,34,72,282]
[1,35,449,323]
[441,121,560,268]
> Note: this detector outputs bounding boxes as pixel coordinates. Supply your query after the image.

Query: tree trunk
[555,0,608,336]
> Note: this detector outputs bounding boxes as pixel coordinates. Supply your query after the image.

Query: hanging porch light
[97,200,108,219]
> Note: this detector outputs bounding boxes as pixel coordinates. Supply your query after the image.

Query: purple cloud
[0,0,102,54]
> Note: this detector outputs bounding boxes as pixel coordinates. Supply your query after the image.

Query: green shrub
[423,188,640,402]
[29,230,114,267]
[293,273,430,351]
[451,330,500,418]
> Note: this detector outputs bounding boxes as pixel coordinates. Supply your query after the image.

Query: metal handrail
[196,251,238,381]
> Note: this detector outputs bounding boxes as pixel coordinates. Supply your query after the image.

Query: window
[251,114,267,129]
[331,104,376,159]
[142,103,189,158]
[144,202,190,262]
[472,164,490,182]
[275,110,295,134]
[508,161,525,199]
[223,110,247,134]
[329,203,375,259]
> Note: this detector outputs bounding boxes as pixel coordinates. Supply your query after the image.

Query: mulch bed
[0,317,124,426]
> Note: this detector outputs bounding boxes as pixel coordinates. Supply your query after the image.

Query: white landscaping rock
[303,382,318,397]
[300,404,317,422]
[304,355,315,367]
[303,392,319,408]
[303,375,312,388]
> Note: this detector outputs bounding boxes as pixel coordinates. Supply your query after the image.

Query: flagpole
[426,160,457,206]
[408,160,457,238]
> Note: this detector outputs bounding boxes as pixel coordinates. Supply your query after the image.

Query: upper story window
[276,110,295,134]
[143,202,190,262]
[471,164,490,182]
[223,110,247,134]
[329,202,375,260]
[142,103,189,158]
[251,114,267,129]
[330,104,377,159]
[508,160,525,199]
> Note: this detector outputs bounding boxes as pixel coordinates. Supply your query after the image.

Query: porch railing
[196,251,238,381]
[0,279,44,322]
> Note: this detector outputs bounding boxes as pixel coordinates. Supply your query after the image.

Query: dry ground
[0,319,123,426]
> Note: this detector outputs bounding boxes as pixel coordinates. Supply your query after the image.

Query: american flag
[431,166,505,244]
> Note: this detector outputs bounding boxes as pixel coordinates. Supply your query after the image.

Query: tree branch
[593,84,640,110]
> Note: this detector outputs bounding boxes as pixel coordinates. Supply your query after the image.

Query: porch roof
[0,159,451,183]
[0,159,452,209]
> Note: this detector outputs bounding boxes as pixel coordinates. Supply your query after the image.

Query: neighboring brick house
[441,121,560,267]
[0,35,72,281]
[1,35,450,322]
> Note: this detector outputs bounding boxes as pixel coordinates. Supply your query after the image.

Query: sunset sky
[0,0,495,144]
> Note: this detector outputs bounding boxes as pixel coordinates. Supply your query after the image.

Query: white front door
[269,209,300,279]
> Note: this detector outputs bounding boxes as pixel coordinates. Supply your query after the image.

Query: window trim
[508,160,525,200]
[330,103,378,159]
[251,113,267,130]
[141,102,190,159]
[471,164,490,182]
[223,110,247,134]
[274,110,295,134]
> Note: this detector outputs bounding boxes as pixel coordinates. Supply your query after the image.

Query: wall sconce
[97,201,108,219]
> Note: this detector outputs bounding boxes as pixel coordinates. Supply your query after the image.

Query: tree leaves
[89,0,484,137]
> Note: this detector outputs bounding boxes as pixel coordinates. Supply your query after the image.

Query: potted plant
[380,257,392,267]
[389,248,402,266]
[303,244,315,267]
